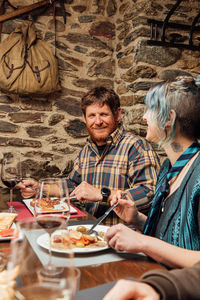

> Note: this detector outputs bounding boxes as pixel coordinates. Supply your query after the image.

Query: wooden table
[0,209,166,292]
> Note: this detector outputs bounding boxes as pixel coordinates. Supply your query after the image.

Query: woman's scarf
[143,140,200,236]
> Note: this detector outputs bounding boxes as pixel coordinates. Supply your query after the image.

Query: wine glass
[34,178,70,276]
[61,178,71,224]
[8,218,75,300]
[1,153,22,213]
[15,276,74,300]
[0,252,7,272]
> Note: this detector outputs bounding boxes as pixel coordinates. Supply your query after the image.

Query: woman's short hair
[81,87,120,116]
[145,76,200,145]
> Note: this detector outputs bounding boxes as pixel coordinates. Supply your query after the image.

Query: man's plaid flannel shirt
[68,127,160,225]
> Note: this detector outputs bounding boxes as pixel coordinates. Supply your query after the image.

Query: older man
[20,87,160,225]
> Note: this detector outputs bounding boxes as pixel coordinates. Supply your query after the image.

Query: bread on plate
[0,213,17,230]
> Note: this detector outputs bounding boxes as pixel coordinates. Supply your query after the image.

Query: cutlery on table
[69,195,77,201]
[87,201,119,235]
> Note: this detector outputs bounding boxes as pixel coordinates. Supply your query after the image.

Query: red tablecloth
[8,202,87,221]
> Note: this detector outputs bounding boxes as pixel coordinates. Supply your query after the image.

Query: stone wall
[0,0,199,202]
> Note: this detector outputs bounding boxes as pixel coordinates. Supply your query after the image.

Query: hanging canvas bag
[0,20,60,95]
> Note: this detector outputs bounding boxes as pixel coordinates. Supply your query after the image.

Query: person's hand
[111,190,139,224]
[70,181,102,202]
[102,279,160,300]
[105,223,145,253]
[17,179,39,198]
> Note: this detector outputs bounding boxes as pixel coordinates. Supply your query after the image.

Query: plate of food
[37,224,109,254]
[0,212,17,240]
[23,198,77,215]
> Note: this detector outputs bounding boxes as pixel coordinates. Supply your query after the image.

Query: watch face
[101,187,111,196]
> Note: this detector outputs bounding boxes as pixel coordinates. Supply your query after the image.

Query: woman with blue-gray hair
[105,76,200,269]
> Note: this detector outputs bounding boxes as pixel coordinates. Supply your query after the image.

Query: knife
[87,201,119,234]
[69,195,77,201]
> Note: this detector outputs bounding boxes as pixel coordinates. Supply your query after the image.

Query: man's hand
[70,181,102,202]
[102,279,160,300]
[18,179,39,198]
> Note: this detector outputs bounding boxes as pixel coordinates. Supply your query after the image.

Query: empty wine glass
[61,178,71,224]
[34,178,70,276]
[1,153,22,213]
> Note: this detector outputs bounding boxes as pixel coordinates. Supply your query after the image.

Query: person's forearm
[132,212,147,232]
[141,273,179,300]
[141,261,200,300]
[141,235,200,268]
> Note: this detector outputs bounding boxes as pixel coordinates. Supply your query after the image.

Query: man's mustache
[91,126,107,129]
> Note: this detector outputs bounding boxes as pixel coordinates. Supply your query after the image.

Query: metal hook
[189,12,200,46]
[161,0,183,42]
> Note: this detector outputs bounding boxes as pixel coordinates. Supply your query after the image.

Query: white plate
[23,199,77,215]
[37,224,110,254]
[0,223,16,241]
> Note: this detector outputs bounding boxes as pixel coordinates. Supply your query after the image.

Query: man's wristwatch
[101,187,111,204]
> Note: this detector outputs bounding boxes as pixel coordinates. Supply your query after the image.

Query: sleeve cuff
[141,273,178,299]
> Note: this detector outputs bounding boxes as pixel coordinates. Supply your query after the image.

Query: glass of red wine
[1,153,22,213]
[34,178,70,276]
